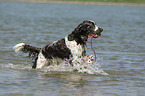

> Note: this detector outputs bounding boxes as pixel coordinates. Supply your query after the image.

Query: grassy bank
[53,0,145,4]
[1,0,145,6]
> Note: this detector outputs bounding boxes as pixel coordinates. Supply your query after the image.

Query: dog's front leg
[84,55,94,64]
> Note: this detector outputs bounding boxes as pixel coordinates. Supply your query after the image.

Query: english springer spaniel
[14,20,103,69]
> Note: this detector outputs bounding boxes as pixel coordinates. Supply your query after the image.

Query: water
[0,1,145,96]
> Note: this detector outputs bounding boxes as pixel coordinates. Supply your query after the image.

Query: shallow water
[0,1,145,96]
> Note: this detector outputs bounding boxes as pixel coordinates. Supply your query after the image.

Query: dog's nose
[99,27,103,32]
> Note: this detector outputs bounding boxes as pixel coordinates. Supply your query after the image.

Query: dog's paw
[85,55,94,64]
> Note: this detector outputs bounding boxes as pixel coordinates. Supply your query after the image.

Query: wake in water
[0,57,108,76]
[41,56,108,75]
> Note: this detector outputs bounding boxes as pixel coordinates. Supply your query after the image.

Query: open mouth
[89,27,103,38]
[88,33,99,38]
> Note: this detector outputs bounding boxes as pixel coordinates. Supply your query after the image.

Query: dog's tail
[13,43,41,58]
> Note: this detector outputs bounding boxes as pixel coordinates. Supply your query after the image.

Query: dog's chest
[65,37,84,59]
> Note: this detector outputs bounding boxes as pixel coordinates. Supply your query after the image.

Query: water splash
[39,57,109,75]
[1,58,109,75]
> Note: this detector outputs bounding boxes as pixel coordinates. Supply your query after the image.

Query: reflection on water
[37,72,103,96]
[0,1,145,96]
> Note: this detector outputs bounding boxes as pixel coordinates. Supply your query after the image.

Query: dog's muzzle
[91,27,103,38]
[96,27,103,35]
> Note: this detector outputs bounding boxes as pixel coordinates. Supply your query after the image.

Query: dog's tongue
[93,34,98,38]
[89,33,98,38]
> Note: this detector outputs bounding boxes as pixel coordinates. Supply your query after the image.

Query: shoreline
[1,0,145,6]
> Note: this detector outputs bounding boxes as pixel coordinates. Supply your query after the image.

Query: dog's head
[77,20,103,38]
[69,20,103,44]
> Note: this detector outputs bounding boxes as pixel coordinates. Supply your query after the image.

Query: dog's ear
[79,25,87,32]
[72,21,93,36]
[79,25,92,33]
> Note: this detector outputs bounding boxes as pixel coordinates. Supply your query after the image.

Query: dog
[14,20,103,69]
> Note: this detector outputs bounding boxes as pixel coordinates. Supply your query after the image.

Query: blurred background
[0,0,145,96]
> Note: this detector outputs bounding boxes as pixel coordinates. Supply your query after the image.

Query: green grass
[53,0,145,3]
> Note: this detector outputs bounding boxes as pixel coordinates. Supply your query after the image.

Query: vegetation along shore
[1,0,145,6]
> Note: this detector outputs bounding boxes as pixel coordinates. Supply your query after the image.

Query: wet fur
[14,20,103,69]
